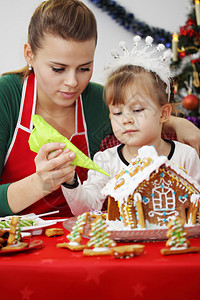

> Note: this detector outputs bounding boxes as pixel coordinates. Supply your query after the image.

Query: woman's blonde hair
[104,65,176,113]
[3,0,97,78]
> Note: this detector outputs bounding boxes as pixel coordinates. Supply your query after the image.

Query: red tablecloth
[0,219,200,300]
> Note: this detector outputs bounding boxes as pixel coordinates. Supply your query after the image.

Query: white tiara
[105,35,172,95]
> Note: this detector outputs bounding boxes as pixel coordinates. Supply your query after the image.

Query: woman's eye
[52,67,65,73]
[79,67,90,72]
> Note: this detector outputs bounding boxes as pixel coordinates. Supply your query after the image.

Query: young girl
[61,53,200,216]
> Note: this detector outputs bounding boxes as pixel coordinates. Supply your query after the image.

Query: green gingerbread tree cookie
[161,217,200,255]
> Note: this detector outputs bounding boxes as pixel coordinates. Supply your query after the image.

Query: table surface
[0,218,200,300]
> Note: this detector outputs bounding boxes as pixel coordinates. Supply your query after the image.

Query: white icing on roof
[101,145,200,201]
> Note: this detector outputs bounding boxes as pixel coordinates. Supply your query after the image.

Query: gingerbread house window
[152,178,175,211]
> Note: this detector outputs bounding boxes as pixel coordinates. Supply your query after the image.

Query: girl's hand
[34,143,76,195]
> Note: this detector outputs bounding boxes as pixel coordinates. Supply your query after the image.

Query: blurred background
[1,0,200,126]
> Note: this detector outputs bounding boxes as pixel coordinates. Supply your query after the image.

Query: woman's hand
[34,143,76,195]
[167,116,200,156]
[7,143,76,214]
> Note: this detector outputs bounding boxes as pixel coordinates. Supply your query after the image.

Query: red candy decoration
[182,94,199,110]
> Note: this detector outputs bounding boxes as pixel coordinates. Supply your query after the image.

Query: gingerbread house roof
[102,145,200,203]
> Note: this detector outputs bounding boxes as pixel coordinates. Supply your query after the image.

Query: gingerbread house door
[149,176,177,225]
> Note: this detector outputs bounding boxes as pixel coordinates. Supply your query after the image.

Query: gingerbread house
[102,146,200,229]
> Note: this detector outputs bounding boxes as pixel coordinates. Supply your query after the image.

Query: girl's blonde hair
[3,0,97,78]
[104,65,176,113]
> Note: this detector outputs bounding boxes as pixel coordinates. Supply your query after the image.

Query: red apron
[1,73,90,217]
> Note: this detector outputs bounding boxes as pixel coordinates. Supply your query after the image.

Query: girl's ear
[160,104,172,123]
[24,42,34,65]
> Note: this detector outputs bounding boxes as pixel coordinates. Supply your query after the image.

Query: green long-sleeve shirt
[0,73,112,216]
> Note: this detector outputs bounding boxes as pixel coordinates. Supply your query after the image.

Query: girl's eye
[133,108,144,113]
[52,67,65,73]
[113,112,122,116]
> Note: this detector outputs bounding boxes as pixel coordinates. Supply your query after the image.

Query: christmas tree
[1,216,28,251]
[87,215,116,249]
[161,216,200,255]
[170,0,200,127]
[7,216,21,245]
[165,217,189,249]
[83,215,116,256]
[67,212,89,244]
[57,212,89,251]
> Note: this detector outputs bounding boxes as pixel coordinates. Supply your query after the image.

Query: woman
[0,0,199,217]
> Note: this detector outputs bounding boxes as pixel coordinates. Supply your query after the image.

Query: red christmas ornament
[182,94,199,110]
[179,52,185,59]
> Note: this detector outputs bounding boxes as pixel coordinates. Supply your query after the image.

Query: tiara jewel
[105,35,172,91]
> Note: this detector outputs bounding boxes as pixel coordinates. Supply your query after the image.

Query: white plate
[0,214,57,233]
[63,217,200,242]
